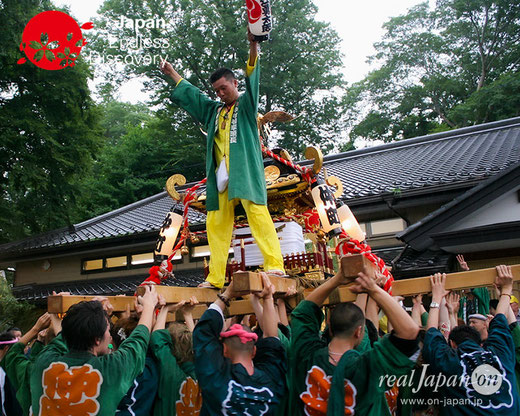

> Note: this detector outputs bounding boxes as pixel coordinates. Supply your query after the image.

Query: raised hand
[92,296,114,316]
[284,285,297,298]
[456,254,469,271]
[430,273,449,303]
[34,312,51,332]
[350,271,379,294]
[159,57,182,83]
[446,291,460,315]
[495,265,513,294]
[255,273,275,299]
[222,279,240,300]
[37,329,48,343]
[182,296,199,313]
[412,294,423,306]
[495,265,515,317]
[167,300,187,313]
[137,284,159,311]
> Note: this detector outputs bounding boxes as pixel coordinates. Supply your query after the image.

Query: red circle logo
[18,11,93,70]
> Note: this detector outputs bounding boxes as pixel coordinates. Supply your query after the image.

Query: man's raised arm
[160,59,182,84]
[248,29,258,67]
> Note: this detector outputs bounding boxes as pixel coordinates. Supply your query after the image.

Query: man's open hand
[495,265,513,294]
[137,284,159,310]
[255,273,275,299]
[430,273,449,302]
[350,271,378,294]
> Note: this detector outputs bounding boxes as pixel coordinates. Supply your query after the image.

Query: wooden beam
[47,265,520,313]
[48,295,135,314]
[169,304,208,322]
[303,285,357,305]
[305,265,520,306]
[340,254,377,280]
[392,265,520,296]
[166,299,256,322]
[135,285,219,304]
[225,298,255,317]
[232,271,296,295]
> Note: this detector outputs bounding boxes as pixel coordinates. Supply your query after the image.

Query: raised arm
[366,296,380,331]
[277,286,296,327]
[153,296,186,332]
[181,296,199,332]
[411,295,423,327]
[256,273,278,338]
[446,291,460,330]
[19,312,50,346]
[495,265,514,316]
[306,261,349,307]
[160,59,182,84]
[247,29,259,66]
[426,273,449,330]
[351,272,419,340]
[137,285,159,331]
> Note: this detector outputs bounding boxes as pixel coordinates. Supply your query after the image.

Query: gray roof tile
[12,270,206,302]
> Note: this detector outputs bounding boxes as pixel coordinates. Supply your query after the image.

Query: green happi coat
[3,341,46,415]
[170,60,266,212]
[149,329,200,416]
[30,326,150,416]
[290,300,416,416]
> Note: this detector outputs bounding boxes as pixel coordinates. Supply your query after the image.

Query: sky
[55,0,426,103]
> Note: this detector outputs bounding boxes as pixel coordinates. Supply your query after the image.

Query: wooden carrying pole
[134,286,219,304]
[48,264,520,313]
[305,264,520,306]
[232,271,297,295]
[168,298,258,322]
[47,295,135,314]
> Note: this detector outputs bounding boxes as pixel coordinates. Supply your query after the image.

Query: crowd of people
[1,258,519,416]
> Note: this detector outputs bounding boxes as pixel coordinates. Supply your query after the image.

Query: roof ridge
[321,116,520,163]
[74,191,169,229]
[397,160,520,242]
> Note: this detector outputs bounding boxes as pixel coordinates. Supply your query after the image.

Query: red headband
[220,324,258,344]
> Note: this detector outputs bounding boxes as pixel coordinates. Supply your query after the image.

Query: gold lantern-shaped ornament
[155,204,184,261]
[336,200,365,242]
[310,178,342,237]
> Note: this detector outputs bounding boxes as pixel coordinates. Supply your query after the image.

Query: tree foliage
[0,273,37,332]
[346,0,520,142]
[73,104,206,220]
[90,0,347,156]
[0,0,103,243]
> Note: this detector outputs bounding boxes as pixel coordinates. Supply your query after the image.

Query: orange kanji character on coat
[385,384,399,416]
[176,377,202,416]
[39,362,102,416]
[300,366,356,416]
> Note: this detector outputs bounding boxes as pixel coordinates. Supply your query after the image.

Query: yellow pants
[206,189,285,288]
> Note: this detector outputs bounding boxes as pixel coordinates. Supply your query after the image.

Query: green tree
[73,105,206,220]
[99,100,152,144]
[90,0,347,156]
[0,0,103,243]
[346,0,520,142]
[0,273,37,332]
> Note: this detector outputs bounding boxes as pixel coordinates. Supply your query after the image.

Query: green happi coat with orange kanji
[149,329,201,416]
[289,300,416,416]
[30,326,150,416]
[170,60,266,212]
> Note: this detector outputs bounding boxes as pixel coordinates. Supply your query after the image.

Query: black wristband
[217,293,230,307]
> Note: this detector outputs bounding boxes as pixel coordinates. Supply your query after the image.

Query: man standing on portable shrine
[160,30,285,288]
